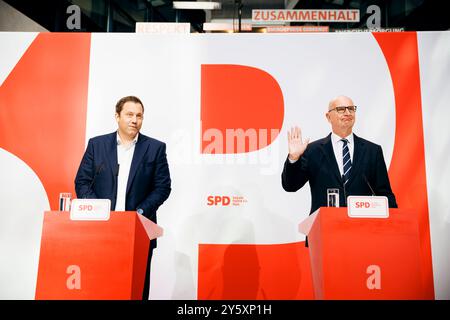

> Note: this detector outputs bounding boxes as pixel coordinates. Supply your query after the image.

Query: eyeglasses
[328,106,357,114]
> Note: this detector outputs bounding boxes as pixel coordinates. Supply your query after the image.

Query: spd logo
[207,196,231,206]
[355,201,371,208]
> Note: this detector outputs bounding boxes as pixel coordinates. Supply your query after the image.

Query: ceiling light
[173,1,222,10]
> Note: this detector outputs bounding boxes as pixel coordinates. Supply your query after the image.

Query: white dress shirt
[115,132,138,211]
[330,132,354,177]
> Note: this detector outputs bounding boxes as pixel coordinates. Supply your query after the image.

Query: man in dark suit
[74,95,171,300]
[282,95,397,216]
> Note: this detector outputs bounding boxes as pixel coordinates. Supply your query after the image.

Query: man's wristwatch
[137,208,144,215]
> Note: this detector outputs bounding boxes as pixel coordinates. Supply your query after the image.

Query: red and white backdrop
[0,31,449,299]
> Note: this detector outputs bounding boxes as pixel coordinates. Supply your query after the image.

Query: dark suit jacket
[74,132,171,248]
[282,133,397,215]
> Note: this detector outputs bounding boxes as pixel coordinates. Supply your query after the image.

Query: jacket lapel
[126,134,149,194]
[105,132,118,177]
[346,134,366,187]
[320,133,342,183]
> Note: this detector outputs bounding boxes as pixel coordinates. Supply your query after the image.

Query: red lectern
[35,211,162,300]
[299,207,429,299]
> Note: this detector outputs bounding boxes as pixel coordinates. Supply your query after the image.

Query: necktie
[342,139,352,185]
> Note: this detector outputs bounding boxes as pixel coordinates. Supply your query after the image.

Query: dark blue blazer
[75,132,171,246]
[282,133,397,215]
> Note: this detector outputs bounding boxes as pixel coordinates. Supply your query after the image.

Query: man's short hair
[115,96,144,114]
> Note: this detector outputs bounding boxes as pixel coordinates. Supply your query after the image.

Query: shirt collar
[331,132,354,145]
[117,132,138,146]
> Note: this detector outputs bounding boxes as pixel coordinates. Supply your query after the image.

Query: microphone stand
[363,174,376,196]
[86,163,104,198]
[342,174,347,206]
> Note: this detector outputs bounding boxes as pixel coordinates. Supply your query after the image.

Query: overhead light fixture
[203,22,252,32]
[173,1,222,10]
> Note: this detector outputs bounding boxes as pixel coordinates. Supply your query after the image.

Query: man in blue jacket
[75,95,171,300]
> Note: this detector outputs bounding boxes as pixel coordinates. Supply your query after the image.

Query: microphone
[85,162,104,198]
[363,174,376,196]
[116,164,120,176]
